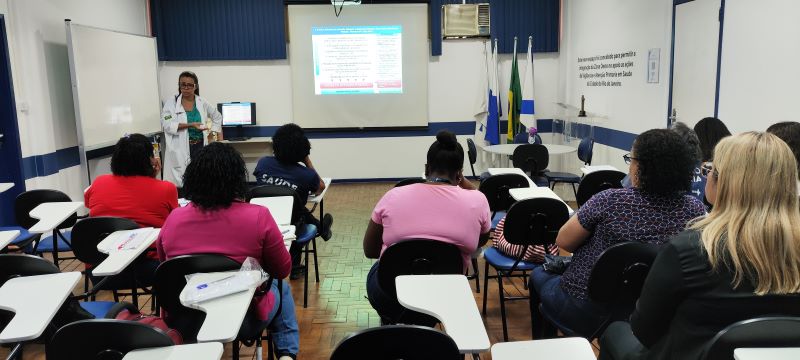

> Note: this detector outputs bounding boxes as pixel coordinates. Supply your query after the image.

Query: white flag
[484,39,501,145]
[520,36,536,128]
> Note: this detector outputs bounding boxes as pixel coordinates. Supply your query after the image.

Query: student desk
[395,275,490,355]
[307,177,332,235]
[179,271,260,343]
[122,342,224,360]
[92,228,160,277]
[0,230,20,250]
[491,338,595,360]
[734,348,800,360]
[509,187,575,216]
[27,201,83,234]
[581,165,620,175]
[249,196,296,252]
[0,183,12,193]
[488,168,537,188]
[0,272,81,343]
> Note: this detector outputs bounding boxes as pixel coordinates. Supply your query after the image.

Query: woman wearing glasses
[530,129,706,339]
[161,71,224,187]
[599,132,800,360]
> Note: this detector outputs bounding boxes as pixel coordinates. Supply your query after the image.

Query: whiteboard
[66,22,161,150]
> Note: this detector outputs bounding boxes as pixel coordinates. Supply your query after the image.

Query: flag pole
[527,35,533,135]
[511,36,518,140]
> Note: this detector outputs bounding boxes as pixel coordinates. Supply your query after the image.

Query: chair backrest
[577,137,594,165]
[504,198,570,249]
[576,170,626,207]
[46,319,174,360]
[394,178,426,188]
[331,324,461,360]
[466,138,477,165]
[154,254,241,342]
[512,144,549,174]
[377,239,463,298]
[479,173,530,212]
[0,254,60,287]
[587,242,659,313]
[70,217,140,265]
[14,189,77,230]
[248,184,305,225]
[701,317,800,360]
[513,132,528,144]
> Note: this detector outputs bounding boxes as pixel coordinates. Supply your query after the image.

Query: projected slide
[312,26,403,95]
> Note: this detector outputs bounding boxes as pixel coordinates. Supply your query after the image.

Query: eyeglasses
[623,153,638,165]
[700,162,717,178]
[179,82,196,89]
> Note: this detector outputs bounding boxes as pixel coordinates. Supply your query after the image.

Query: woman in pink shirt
[363,131,491,323]
[157,143,298,360]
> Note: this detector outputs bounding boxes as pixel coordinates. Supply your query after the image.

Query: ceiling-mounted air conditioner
[442,3,490,39]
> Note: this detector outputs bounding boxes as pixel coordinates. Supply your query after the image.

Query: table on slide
[122,342,224,360]
[0,272,81,343]
[487,167,537,188]
[491,338,595,360]
[92,228,161,277]
[27,201,84,234]
[180,271,260,343]
[509,187,575,216]
[734,348,800,360]
[395,274,490,354]
[580,165,620,175]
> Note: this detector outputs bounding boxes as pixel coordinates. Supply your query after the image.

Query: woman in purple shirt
[530,129,706,338]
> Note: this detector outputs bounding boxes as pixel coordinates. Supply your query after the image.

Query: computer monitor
[218,102,256,127]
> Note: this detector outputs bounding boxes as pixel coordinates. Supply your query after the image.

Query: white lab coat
[161,94,222,187]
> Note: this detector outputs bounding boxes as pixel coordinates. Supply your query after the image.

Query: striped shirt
[491,217,559,263]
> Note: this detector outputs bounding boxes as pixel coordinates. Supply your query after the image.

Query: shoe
[321,213,334,241]
[290,265,307,280]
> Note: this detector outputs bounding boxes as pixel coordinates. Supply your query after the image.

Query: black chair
[466,138,478,177]
[545,137,595,198]
[15,189,79,266]
[154,254,278,359]
[512,144,549,186]
[377,239,463,326]
[479,173,531,224]
[330,325,461,360]
[575,170,626,207]
[249,184,319,308]
[46,319,174,360]
[482,198,569,341]
[394,178,426,187]
[535,242,659,340]
[71,217,153,310]
[701,317,800,360]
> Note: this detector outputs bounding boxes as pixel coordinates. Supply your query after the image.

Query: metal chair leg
[303,243,309,308]
[481,261,490,315]
[471,257,480,293]
[498,271,509,341]
[312,238,320,283]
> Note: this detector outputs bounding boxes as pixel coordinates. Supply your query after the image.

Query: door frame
[0,14,25,226]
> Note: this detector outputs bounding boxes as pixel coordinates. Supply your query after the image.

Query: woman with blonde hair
[599,132,800,360]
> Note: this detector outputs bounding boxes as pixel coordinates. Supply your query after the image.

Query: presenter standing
[161,71,223,187]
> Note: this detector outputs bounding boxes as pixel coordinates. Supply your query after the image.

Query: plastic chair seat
[483,247,538,271]
[36,231,72,252]
[531,176,551,187]
[79,301,118,319]
[491,212,506,229]
[545,172,581,183]
[296,224,317,244]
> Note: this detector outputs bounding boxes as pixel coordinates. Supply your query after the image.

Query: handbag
[542,254,572,274]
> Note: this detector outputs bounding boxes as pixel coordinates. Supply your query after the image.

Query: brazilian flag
[508,54,522,141]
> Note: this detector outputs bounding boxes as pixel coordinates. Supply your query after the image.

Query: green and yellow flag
[508,51,522,141]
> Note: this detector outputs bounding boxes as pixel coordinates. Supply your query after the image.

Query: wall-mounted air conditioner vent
[442,3,490,39]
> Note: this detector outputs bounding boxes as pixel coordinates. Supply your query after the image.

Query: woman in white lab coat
[161,71,223,187]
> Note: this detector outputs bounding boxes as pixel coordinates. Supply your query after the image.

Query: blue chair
[466,138,478,177]
[575,170,626,207]
[479,174,531,230]
[482,197,569,341]
[0,226,37,252]
[545,137,594,198]
[511,144,550,186]
[14,189,79,266]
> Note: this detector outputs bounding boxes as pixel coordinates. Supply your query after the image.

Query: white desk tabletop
[509,187,574,216]
[92,228,161,277]
[0,230,20,250]
[28,201,84,234]
[491,338,595,360]
[487,168,536,188]
[580,165,620,175]
[122,342,224,360]
[0,272,81,343]
[735,348,800,360]
[395,275,490,354]
[0,183,13,193]
[308,177,332,204]
[180,271,259,343]
[483,144,577,156]
[250,196,293,226]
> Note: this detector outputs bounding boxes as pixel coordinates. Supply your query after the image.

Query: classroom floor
[1,181,596,360]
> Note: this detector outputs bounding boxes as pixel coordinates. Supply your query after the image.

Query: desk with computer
[216,102,272,181]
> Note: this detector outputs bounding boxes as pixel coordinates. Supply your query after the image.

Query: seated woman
[363,131,491,322]
[84,133,179,285]
[156,143,298,360]
[491,217,558,263]
[599,132,800,360]
[530,129,706,338]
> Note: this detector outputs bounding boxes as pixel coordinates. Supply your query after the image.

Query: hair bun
[436,130,457,150]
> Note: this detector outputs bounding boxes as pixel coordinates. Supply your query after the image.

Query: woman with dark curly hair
[530,129,706,338]
[157,143,299,360]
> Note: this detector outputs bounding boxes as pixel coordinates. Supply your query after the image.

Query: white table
[308,177,332,236]
[395,275,490,354]
[509,187,575,216]
[0,183,13,193]
[487,168,537,188]
[0,230,20,250]
[250,196,293,226]
[483,144,577,156]
[27,201,84,233]
[92,228,161,277]
[123,342,224,360]
[491,338,595,360]
[581,165,620,175]
[0,272,81,343]
[735,348,800,360]
[180,271,260,343]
